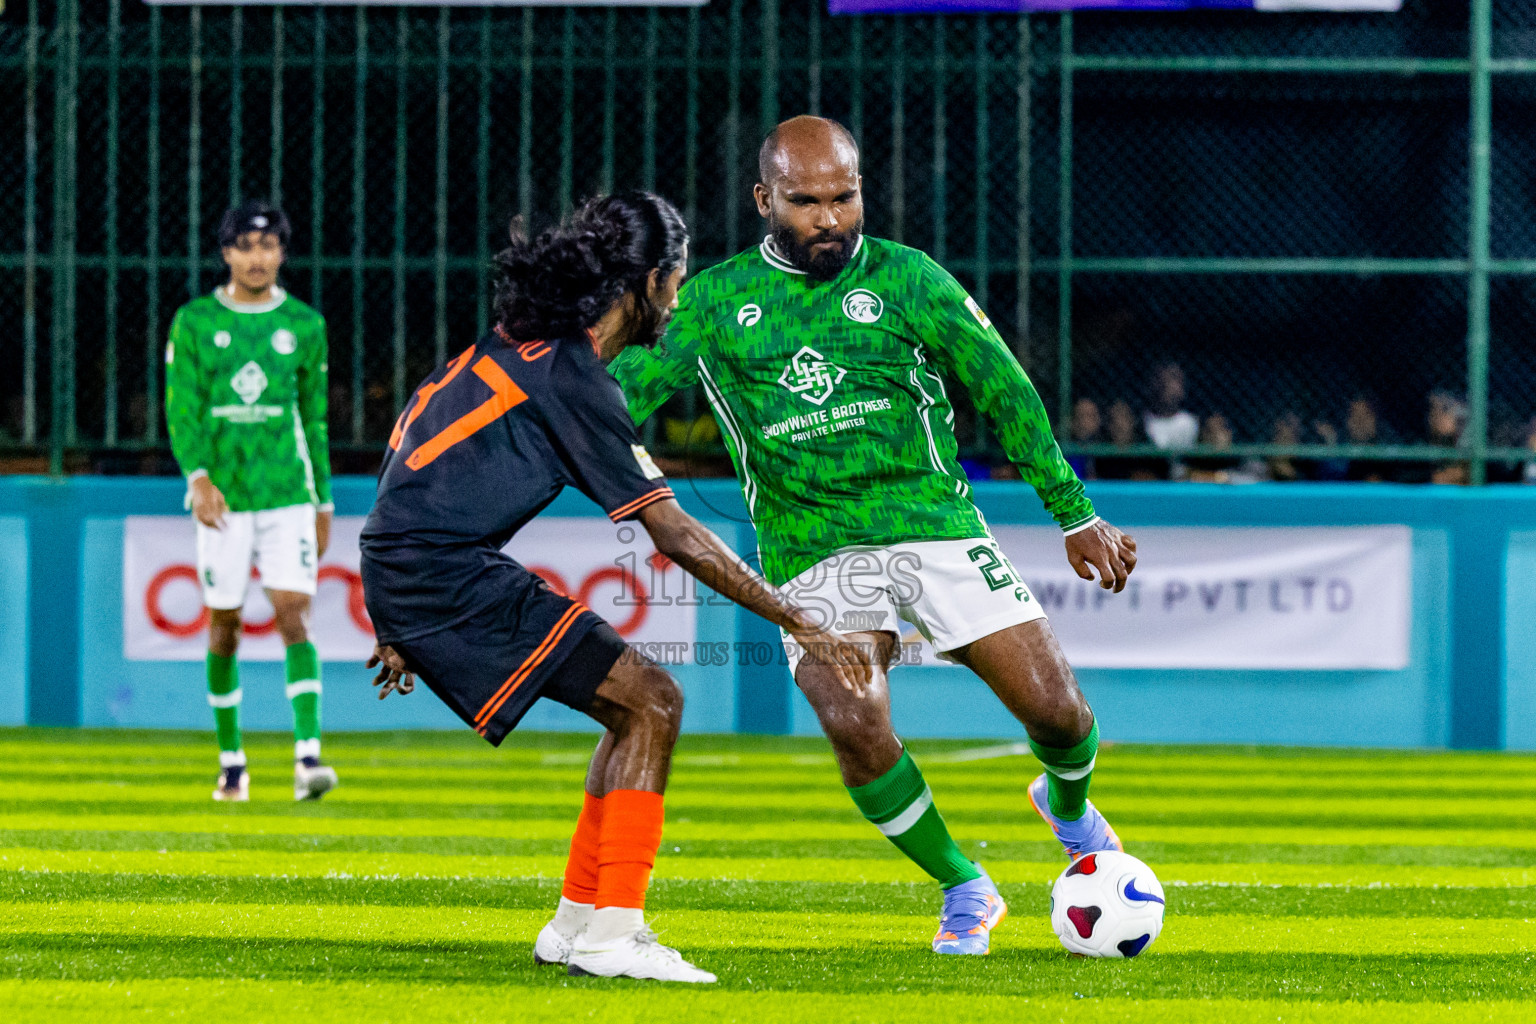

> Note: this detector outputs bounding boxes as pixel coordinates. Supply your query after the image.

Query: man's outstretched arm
[920,260,1137,591]
[637,497,873,694]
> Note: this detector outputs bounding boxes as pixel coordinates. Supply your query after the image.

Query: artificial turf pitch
[0,729,1532,1022]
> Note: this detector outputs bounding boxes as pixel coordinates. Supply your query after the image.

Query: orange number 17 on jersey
[388,348,529,471]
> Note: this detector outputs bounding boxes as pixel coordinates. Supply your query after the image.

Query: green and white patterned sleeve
[917,258,1098,533]
[164,307,211,484]
[297,316,333,510]
[609,280,706,425]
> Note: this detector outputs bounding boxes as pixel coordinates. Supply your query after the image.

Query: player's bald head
[758,116,860,190]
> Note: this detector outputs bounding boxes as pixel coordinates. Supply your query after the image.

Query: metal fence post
[23,0,40,447]
[1056,12,1073,431]
[105,0,122,448]
[50,0,80,474]
[1468,0,1493,486]
[1015,15,1032,371]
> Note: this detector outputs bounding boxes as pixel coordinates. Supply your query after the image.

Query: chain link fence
[2,0,1531,483]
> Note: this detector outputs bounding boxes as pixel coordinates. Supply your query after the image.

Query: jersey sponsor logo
[964,296,992,329]
[214,330,232,349]
[777,345,847,407]
[631,444,665,481]
[737,304,763,327]
[231,361,269,405]
[165,342,174,365]
[271,328,297,355]
[842,289,884,324]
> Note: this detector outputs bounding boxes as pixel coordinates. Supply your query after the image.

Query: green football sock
[1029,719,1099,821]
[285,641,322,760]
[848,749,981,889]
[207,651,243,763]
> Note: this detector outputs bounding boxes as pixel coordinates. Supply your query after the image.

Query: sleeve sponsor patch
[964,296,993,330]
[631,444,665,480]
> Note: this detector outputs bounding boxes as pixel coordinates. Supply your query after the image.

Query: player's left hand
[1065,520,1137,593]
[368,644,416,699]
[316,509,333,559]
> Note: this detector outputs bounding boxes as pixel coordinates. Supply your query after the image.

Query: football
[1049,851,1166,958]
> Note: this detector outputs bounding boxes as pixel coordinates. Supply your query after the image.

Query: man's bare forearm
[639,500,814,634]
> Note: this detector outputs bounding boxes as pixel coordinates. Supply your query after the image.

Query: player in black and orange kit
[360,192,871,984]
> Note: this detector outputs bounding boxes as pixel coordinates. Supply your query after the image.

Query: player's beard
[769,214,864,281]
[627,293,674,348]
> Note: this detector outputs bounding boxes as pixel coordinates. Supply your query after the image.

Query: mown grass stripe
[4,780,1532,826]
[7,870,1532,919]
[3,812,1534,852]
[9,829,1536,870]
[2,981,1535,1023]
[0,867,1526,915]
[6,900,1535,956]
[0,799,1513,836]
[13,764,1536,804]
[3,848,1532,887]
[0,935,1531,1004]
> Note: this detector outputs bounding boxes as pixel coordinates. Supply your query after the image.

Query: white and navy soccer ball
[1049,850,1165,958]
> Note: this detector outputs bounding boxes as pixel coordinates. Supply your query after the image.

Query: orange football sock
[560,792,605,904]
[594,789,665,910]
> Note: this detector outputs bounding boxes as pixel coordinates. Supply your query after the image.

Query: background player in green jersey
[165,200,338,803]
[611,117,1139,956]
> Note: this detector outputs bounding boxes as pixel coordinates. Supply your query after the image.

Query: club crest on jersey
[214,330,232,349]
[778,345,847,407]
[231,361,269,405]
[842,289,884,324]
[737,304,763,327]
[271,329,297,355]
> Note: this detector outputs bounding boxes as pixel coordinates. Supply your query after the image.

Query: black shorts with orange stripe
[388,562,627,746]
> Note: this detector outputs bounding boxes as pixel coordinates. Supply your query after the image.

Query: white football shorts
[195,503,319,609]
[778,535,1046,677]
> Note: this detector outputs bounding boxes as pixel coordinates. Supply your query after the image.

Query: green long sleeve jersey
[164,285,333,512]
[609,236,1096,585]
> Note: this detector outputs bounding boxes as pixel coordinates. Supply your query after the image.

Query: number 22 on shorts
[389,350,529,471]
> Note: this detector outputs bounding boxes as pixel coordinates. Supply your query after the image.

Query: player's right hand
[792,625,875,697]
[367,644,416,699]
[190,477,229,530]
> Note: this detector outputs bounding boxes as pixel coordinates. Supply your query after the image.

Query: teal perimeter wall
[2,477,1532,749]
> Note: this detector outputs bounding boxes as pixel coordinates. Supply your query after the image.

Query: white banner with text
[968,525,1412,670]
[122,515,696,661]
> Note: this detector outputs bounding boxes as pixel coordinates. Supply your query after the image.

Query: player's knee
[207,610,242,656]
[274,611,309,646]
[638,667,685,734]
[805,681,887,749]
[1034,691,1093,747]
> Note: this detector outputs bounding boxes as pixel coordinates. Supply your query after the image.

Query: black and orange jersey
[361,328,673,643]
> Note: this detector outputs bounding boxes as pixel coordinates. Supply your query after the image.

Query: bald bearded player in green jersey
[610,116,1139,956]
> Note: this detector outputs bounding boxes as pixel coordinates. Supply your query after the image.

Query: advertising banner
[123,515,696,661]
[916,525,1413,670]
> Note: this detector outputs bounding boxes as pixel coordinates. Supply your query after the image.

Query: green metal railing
[2,0,1532,481]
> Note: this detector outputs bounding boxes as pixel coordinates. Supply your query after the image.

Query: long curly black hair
[493,191,688,344]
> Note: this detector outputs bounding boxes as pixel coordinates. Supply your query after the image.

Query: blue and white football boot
[932,865,1008,955]
[1028,773,1123,862]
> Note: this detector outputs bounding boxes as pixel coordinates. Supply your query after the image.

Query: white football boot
[212,766,249,802]
[534,921,580,966]
[534,897,594,965]
[567,928,717,983]
[294,758,338,801]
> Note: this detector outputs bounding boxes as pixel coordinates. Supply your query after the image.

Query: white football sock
[583,906,644,945]
[551,896,594,938]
